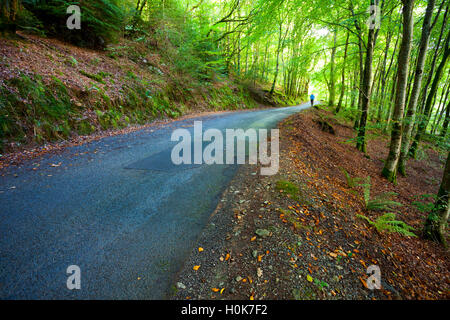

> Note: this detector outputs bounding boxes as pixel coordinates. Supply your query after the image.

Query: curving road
[0,103,311,299]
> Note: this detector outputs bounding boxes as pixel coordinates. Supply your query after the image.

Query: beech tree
[382,0,414,183]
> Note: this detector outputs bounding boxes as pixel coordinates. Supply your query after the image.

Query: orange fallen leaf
[198,247,204,252]
[250,236,256,241]
[225,253,230,261]
[212,288,220,292]
[359,277,367,288]
[193,265,200,271]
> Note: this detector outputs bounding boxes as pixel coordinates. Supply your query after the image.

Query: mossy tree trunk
[424,151,450,245]
[382,0,414,183]
[409,30,450,158]
[397,0,436,176]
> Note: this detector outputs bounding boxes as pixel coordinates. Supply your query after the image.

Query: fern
[367,192,403,211]
[340,168,364,188]
[411,194,437,213]
[360,176,402,211]
[357,213,416,237]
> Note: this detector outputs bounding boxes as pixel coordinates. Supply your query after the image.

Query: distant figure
[310,94,315,107]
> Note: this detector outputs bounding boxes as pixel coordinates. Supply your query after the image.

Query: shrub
[22,0,130,48]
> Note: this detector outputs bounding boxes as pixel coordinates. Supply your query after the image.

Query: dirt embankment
[0,32,265,160]
[172,107,449,300]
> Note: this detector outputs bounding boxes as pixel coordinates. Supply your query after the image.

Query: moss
[79,70,105,84]
[77,120,96,135]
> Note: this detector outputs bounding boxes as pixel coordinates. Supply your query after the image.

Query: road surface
[0,103,311,299]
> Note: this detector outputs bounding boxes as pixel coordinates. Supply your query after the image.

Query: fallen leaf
[329,252,338,258]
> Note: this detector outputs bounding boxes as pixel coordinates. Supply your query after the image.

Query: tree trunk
[375,31,392,121]
[336,32,349,114]
[424,151,450,245]
[382,0,414,183]
[379,33,399,123]
[270,22,284,96]
[356,7,379,153]
[397,0,436,176]
[353,37,365,130]
[440,100,450,137]
[409,30,450,158]
[384,67,397,131]
[329,30,338,106]
[432,78,450,134]
[0,0,19,33]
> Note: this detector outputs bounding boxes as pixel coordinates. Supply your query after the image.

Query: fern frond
[357,213,416,237]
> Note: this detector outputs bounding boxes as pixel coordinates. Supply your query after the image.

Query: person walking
[310,94,315,107]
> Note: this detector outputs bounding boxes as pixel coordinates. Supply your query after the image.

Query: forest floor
[172,106,449,300]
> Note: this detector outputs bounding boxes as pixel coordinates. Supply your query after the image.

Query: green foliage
[342,172,403,212]
[22,0,130,48]
[340,168,364,188]
[276,180,299,198]
[360,176,403,211]
[0,73,74,148]
[79,70,105,84]
[68,56,78,67]
[411,194,437,213]
[357,213,416,237]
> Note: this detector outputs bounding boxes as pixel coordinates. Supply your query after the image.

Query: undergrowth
[357,213,416,237]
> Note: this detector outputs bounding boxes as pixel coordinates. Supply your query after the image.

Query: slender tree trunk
[409,30,450,157]
[397,0,436,176]
[329,30,338,106]
[424,151,450,245]
[379,33,399,123]
[261,42,269,81]
[432,78,450,134]
[382,0,414,183]
[350,63,358,112]
[440,100,450,137]
[270,22,284,95]
[354,38,365,130]
[409,5,449,155]
[336,32,349,114]
[356,10,379,153]
[385,68,398,131]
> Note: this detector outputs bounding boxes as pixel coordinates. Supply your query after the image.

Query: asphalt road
[0,103,311,299]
